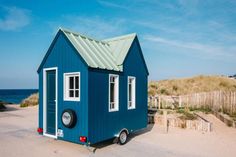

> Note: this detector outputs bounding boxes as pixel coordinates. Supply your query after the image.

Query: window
[64,72,80,101]
[109,74,119,112]
[128,76,136,109]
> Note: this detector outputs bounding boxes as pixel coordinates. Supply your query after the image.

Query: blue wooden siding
[88,69,121,144]
[122,37,148,130]
[38,32,89,144]
[88,38,148,144]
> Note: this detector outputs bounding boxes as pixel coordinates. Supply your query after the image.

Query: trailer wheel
[118,130,128,145]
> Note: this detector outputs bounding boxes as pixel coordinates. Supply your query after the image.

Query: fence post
[231,92,233,115]
[154,96,158,108]
[163,110,168,133]
[234,92,236,113]
[153,96,155,108]
[179,96,182,108]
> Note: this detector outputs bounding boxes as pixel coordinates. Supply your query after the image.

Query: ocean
[0,89,38,104]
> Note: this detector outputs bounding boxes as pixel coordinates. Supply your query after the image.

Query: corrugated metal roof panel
[60,28,136,72]
[103,33,136,65]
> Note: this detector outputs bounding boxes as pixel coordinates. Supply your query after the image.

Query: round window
[61,109,77,128]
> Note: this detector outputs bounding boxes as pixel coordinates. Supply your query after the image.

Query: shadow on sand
[0,104,19,112]
[90,124,154,153]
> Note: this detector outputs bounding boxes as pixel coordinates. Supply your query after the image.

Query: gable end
[37,30,88,73]
[123,36,149,75]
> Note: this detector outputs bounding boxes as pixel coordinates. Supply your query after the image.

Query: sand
[0,105,236,157]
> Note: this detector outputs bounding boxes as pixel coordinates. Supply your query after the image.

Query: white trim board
[43,67,58,139]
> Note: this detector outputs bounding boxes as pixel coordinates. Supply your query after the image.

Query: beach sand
[0,105,236,157]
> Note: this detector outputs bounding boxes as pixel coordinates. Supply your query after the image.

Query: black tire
[118,130,128,145]
[61,109,77,128]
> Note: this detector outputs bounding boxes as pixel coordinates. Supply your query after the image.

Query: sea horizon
[0,88,38,90]
[0,89,38,104]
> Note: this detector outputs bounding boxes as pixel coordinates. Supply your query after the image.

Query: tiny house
[37,28,149,145]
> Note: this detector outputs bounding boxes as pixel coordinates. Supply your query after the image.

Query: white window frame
[109,74,119,112]
[128,76,136,109]
[64,72,80,101]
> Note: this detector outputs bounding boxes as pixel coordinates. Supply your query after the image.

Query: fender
[115,128,129,137]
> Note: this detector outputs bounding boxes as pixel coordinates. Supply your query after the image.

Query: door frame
[43,67,58,139]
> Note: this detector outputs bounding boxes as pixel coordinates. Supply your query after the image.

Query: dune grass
[149,75,236,96]
[20,93,39,107]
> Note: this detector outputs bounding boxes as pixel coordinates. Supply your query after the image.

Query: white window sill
[109,109,119,112]
[128,107,136,110]
[64,98,80,102]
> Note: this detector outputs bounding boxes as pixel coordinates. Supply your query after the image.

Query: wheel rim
[120,132,127,144]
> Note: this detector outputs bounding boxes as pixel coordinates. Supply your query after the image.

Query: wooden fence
[148,91,236,114]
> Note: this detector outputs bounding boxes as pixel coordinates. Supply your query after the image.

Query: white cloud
[135,17,236,46]
[0,6,31,31]
[144,35,236,58]
[134,20,182,34]
[97,0,129,10]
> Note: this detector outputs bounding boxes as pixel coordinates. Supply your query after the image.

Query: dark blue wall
[38,32,89,144]
[88,37,148,144]
[122,37,148,130]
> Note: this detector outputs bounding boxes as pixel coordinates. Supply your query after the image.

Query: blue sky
[0,0,235,89]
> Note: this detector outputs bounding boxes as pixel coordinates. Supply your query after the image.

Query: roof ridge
[103,33,136,42]
[59,27,108,45]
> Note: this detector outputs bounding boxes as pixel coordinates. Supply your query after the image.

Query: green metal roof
[60,28,136,72]
[103,33,136,66]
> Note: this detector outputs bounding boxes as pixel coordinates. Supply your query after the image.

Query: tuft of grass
[179,112,197,120]
[20,93,38,108]
[177,109,197,120]
[219,81,228,87]
[160,88,169,95]
[180,123,186,128]
[148,88,156,96]
[20,103,28,108]
[227,122,233,127]
[176,108,185,114]
[228,112,236,121]
[172,85,178,91]
[189,106,212,114]
[158,110,163,115]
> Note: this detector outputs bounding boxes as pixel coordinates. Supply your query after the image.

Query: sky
[0,0,235,89]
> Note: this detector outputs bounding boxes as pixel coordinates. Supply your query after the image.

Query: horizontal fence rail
[148,91,236,114]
